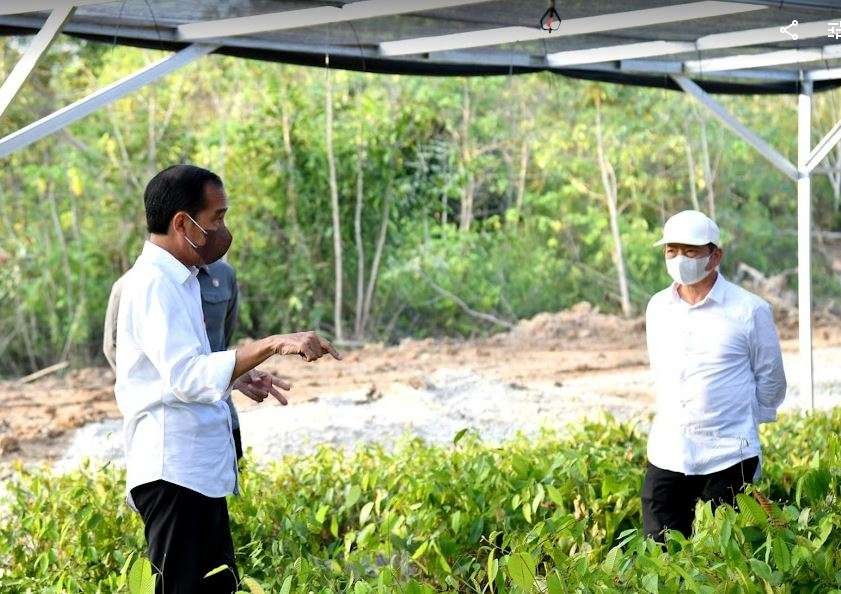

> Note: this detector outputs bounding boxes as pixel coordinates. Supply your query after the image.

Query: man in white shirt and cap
[115,164,341,592]
[643,210,787,542]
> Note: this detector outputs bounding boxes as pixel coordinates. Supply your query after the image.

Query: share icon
[780,20,799,40]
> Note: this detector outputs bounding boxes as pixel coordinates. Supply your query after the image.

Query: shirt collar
[706,273,727,304]
[669,272,727,307]
[140,241,197,285]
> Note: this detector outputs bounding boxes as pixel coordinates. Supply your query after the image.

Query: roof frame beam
[178,0,490,41]
[0,12,819,86]
[0,43,218,158]
[686,45,841,73]
[0,0,108,16]
[547,18,837,68]
[620,59,799,81]
[378,1,765,56]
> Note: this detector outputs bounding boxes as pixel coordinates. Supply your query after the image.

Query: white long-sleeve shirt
[115,241,237,503]
[645,274,787,476]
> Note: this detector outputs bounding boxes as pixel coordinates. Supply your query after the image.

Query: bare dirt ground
[1,302,839,465]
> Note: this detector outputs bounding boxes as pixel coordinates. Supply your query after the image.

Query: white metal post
[797,78,814,411]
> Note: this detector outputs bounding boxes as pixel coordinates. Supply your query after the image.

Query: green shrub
[1,410,839,592]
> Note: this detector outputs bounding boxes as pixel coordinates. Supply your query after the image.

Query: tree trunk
[325,65,344,342]
[829,144,841,211]
[460,175,475,233]
[515,141,529,213]
[354,127,366,340]
[278,76,313,264]
[362,189,391,335]
[694,106,716,219]
[683,130,700,211]
[147,91,157,176]
[459,79,474,233]
[595,96,633,318]
[359,83,398,335]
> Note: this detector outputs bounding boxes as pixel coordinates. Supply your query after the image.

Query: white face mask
[666,254,712,286]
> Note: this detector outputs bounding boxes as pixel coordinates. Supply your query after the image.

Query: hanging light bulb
[539,1,562,33]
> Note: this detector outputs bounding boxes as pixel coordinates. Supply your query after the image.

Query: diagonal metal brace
[672,76,798,181]
[804,118,841,174]
[0,5,75,118]
[0,44,219,159]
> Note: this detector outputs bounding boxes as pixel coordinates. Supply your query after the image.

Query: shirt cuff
[206,349,237,400]
[756,405,778,424]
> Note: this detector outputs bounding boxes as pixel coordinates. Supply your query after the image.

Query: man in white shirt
[104,260,249,459]
[643,210,786,542]
[116,164,341,593]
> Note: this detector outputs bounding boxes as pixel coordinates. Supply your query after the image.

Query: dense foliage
[1,410,839,592]
[3,39,841,375]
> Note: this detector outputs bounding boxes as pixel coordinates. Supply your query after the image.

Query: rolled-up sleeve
[135,277,236,404]
[748,303,787,423]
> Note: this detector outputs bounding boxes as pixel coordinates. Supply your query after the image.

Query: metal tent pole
[797,77,814,411]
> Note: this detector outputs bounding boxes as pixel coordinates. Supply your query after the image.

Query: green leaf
[532,484,545,513]
[814,516,833,548]
[316,504,329,523]
[641,572,659,594]
[451,510,462,532]
[796,469,831,505]
[204,565,231,579]
[241,576,267,594]
[602,546,622,575]
[546,485,564,506]
[750,559,773,582]
[487,551,498,584]
[507,552,536,593]
[453,428,469,444]
[346,485,362,508]
[278,575,293,594]
[522,501,532,523]
[412,540,429,560]
[547,571,563,594]
[359,501,374,525]
[127,557,156,594]
[771,539,791,572]
[719,519,732,550]
[737,493,767,528]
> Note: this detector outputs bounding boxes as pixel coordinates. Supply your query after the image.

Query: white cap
[654,210,720,247]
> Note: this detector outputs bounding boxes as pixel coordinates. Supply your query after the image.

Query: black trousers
[131,480,239,594]
[642,456,759,542]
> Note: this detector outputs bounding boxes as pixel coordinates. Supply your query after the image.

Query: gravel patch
[52,347,841,473]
